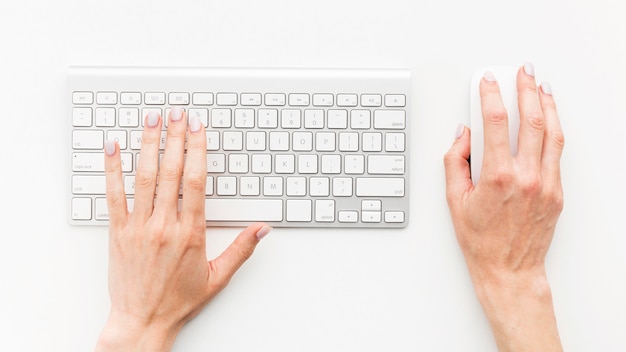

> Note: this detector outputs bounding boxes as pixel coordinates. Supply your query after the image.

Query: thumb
[443,124,473,205]
[208,222,272,291]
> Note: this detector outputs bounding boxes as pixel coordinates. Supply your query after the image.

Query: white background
[1,0,625,351]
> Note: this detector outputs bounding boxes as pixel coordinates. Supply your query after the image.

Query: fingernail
[255,225,272,241]
[147,111,159,127]
[483,71,496,82]
[524,62,535,77]
[455,123,465,139]
[170,107,183,122]
[189,116,202,132]
[541,81,553,95]
[104,140,116,156]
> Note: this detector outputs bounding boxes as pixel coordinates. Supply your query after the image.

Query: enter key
[367,155,405,175]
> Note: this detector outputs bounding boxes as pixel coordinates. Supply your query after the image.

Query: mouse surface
[469,65,520,186]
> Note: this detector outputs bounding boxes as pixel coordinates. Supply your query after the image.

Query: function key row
[73,92,406,108]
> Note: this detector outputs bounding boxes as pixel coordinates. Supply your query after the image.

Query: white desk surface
[1,0,625,351]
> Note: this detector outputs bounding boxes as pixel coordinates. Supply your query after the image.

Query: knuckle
[135,169,157,188]
[483,165,514,188]
[159,160,181,181]
[551,130,565,148]
[236,245,254,264]
[443,151,456,168]
[106,190,125,207]
[544,187,564,213]
[525,111,545,131]
[484,108,508,126]
[519,174,543,195]
[184,170,206,193]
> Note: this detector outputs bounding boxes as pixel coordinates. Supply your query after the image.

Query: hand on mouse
[444,63,564,351]
[95,108,272,352]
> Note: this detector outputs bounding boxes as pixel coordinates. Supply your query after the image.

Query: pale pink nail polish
[523,62,535,77]
[483,71,496,82]
[189,116,202,132]
[104,140,116,156]
[171,107,183,122]
[147,111,159,127]
[455,123,465,139]
[255,225,272,240]
[541,82,553,95]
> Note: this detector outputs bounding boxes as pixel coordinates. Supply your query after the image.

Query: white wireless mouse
[469,65,521,185]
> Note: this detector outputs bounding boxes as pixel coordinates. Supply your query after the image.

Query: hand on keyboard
[443,64,564,351]
[95,108,272,352]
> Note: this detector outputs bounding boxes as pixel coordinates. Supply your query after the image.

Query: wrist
[95,311,182,352]
[470,269,562,352]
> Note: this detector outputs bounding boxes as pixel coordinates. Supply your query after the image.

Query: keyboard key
[350,110,371,129]
[310,177,330,197]
[362,200,382,211]
[362,211,381,223]
[281,109,301,129]
[362,132,382,152]
[119,108,139,127]
[288,93,310,106]
[338,211,358,223]
[145,92,166,105]
[384,211,405,223]
[217,176,237,195]
[373,110,405,129]
[263,177,283,196]
[211,109,232,128]
[265,93,286,106]
[168,92,190,105]
[73,130,103,150]
[207,154,226,173]
[286,199,312,222]
[356,178,405,197]
[96,92,117,105]
[73,107,92,127]
[235,109,255,128]
[72,175,106,194]
[73,91,93,105]
[385,132,406,152]
[240,176,260,196]
[336,94,358,107]
[385,94,406,107]
[120,92,141,105]
[332,177,353,196]
[95,108,116,127]
[312,93,333,106]
[361,94,382,107]
[188,108,209,127]
[315,199,335,222]
[72,198,92,220]
[73,152,132,172]
[205,199,283,222]
[258,109,278,128]
[192,92,214,105]
[246,131,266,151]
[327,110,348,129]
[304,109,324,129]
[367,155,405,175]
[216,93,237,106]
[240,93,261,106]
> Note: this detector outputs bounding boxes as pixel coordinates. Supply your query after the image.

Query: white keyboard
[69,67,410,228]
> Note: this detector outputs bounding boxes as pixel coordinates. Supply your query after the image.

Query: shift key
[356,178,405,197]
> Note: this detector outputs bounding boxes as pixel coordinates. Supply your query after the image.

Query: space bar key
[205,199,283,222]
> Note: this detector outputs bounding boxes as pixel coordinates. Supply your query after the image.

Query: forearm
[472,270,562,352]
[95,312,181,352]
